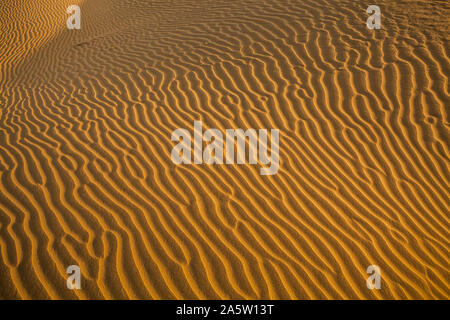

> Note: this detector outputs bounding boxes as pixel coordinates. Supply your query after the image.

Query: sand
[0,0,449,299]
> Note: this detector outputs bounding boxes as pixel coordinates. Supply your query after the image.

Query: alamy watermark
[67,5,81,30]
[66,265,81,290]
[66,5,380,31]
[171,121,279,175]
[367,5,381,30]
[366,265,381,290]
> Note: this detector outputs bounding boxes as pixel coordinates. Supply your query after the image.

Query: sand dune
[0,0,449,299]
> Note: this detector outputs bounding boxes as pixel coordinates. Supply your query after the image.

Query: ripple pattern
[0,0,449,299]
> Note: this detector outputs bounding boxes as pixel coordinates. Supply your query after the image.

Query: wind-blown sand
[0,0,449,299]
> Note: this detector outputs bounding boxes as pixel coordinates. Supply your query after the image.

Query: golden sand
[0,0,449,299]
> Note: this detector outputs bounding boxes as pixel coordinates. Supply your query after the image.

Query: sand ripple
[0,0,449,299]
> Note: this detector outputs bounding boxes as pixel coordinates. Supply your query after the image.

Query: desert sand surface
[0,0,449,299]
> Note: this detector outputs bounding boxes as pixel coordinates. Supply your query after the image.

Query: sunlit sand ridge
[0,0,448,299]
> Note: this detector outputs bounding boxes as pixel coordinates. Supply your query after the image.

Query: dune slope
[0,0,449,299]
